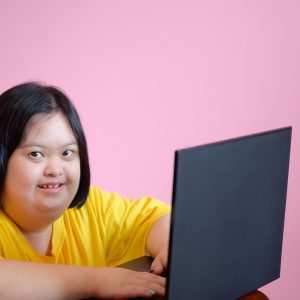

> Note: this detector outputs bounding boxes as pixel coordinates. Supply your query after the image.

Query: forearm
[0,259,167,299]
[0,259,93,300]
[146,214,171,258]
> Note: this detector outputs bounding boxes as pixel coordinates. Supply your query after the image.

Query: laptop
[121,127,292,299]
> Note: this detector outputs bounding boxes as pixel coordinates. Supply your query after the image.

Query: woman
[0,82,171,299]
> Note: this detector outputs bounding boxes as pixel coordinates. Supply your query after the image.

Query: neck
[1,209,54,255]
[21,224,53,256]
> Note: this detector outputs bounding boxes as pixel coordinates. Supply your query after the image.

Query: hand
[89,267,166,299]
[150,243,168,275]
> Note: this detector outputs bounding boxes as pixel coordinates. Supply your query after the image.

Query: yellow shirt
[0,186,171,267]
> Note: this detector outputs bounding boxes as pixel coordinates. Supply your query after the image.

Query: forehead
[22,112,76,143]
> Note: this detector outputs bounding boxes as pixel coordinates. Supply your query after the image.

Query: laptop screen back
[167,127,291,300]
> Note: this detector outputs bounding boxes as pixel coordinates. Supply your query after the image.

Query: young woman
[0,82,171,299]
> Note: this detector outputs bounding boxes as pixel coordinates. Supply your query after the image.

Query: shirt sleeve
[88,187,171,266]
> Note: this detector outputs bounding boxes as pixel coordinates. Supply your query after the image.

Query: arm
[0,259,166,299]
[0,259,89,300]
[146,214,171,275]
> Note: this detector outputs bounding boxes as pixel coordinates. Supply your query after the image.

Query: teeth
[40,184,61,189]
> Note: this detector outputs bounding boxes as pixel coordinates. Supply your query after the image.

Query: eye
[29,151,43,159]
[63,149,75,158]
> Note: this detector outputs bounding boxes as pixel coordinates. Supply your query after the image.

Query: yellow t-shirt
[0,186,171,267]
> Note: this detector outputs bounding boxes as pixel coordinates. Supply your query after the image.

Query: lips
[38,183,64,189]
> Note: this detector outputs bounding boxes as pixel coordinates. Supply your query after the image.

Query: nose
[44,157,63,177]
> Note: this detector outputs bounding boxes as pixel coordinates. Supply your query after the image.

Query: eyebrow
[18,142,78,149]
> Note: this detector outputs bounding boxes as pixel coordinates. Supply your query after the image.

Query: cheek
[6,161,41,188]
[66,161,81,183]
[2,164,40,209]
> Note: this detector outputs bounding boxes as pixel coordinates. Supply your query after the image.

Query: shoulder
[76,186,125,219]
[69,186,171,220]
[86,186,118,210]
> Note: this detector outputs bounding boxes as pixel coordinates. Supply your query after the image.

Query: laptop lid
[167,127,291,300]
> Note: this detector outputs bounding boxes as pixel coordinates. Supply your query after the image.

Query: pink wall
[0,1,299,298]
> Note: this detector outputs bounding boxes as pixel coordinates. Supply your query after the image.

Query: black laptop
[121,127,292,299]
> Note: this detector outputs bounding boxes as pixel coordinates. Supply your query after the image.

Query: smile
[38,183,63,189]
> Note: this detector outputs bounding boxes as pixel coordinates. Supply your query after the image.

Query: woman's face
[1,111,80,232]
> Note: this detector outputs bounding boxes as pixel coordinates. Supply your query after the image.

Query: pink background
[0,1,299,298]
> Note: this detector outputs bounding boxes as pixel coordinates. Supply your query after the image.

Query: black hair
[0,82,90,208]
